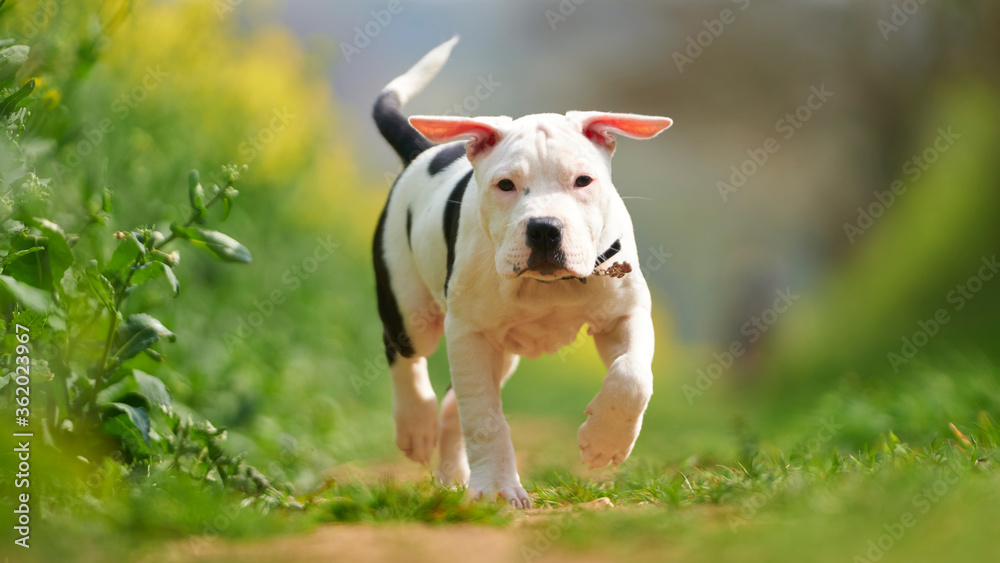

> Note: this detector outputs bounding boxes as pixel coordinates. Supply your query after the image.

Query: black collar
[594,239,622,268]
[549,238,624,283]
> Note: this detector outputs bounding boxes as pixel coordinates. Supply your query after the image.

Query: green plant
[0,36,290,507]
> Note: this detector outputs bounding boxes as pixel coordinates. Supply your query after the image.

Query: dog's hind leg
[374,202,445,464]
[391,354,439,464]
[387,282,445,465]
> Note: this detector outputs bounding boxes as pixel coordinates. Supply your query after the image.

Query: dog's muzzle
[524,216,566,275]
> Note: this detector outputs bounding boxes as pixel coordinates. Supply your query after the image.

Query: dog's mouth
[511,251,589,281]
[519,269,569,281]
[524,250,566,276]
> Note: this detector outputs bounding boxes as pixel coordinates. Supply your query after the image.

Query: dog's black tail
[373,36,458,165]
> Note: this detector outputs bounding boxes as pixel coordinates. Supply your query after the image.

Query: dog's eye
[575,175,593,188]
[497,179,516,192]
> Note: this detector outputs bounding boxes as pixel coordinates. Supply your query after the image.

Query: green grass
[309,479,511,525]
[17,360,999,562]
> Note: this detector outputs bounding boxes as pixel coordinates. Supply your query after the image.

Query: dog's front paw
[577,395,644,470]
[394,395,439,464]
[469,477,533,509]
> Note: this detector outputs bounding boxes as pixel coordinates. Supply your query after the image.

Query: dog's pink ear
[409,116,503,160]
[568,111,673,153]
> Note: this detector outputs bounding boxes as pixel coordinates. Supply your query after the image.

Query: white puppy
[371,37,672,508]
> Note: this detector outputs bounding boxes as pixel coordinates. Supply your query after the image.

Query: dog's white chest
[500,311,586,359]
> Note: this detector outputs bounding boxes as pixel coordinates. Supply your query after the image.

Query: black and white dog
[372,37,672,508]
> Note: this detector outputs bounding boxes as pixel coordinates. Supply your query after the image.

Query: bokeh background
[2,0,1000,561]
[272,0,1000,461]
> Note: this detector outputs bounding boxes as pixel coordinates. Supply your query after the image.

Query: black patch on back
[428,143,467,175]
[373,180,415,364]
[594,239,622,267]
[406,206,414,250]
[373,91,435,164]
[443,169,474,296]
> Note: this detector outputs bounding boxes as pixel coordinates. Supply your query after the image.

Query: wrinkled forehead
[483,114,599,176]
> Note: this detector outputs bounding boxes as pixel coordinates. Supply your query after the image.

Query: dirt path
[154,501,620,563]
[159,523,521,563]
[152,419,630,563]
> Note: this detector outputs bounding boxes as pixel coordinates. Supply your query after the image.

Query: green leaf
[170,225,252,263]
[188,170,209,224]
[104,403,151,447]
[0,246,43,271]
[133,370,172,410]
[104,365,134,387]
[148,248,179,268]
[32,218,75,283]
[0,274,51,312]
[129,261,179,295]
[106,232,145,273]
[162,264,179,295]
[85,268,117,312]
[0,45,29,83]
[102,187,113,213]
[220,187,238,222]
[47,312,66,332]
[190,420,227,440]
[95,375,130,404]
[113,313,175,364]
[0,77,33,116]
[98,369,173,413]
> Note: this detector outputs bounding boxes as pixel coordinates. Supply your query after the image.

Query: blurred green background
[1,0,999,561]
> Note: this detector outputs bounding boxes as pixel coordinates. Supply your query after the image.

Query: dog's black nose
[525,217,563,252]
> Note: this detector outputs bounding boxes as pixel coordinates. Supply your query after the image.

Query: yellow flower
[41,88,61,109]
[88,0,374,227]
